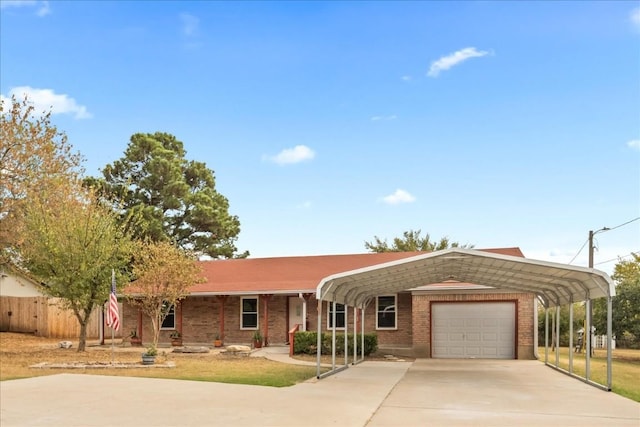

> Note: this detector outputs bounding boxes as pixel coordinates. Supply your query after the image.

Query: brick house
[122,247,540,359]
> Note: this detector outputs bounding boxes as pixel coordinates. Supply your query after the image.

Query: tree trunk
[77,319,88,352]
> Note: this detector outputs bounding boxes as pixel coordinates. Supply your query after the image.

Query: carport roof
[315,248,615,308]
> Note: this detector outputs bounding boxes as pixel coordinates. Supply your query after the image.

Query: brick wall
[123,290,536,359]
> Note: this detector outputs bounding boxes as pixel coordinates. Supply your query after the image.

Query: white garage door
[432,302,515,359]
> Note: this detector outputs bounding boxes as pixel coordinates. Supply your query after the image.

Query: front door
[288,297,304,331]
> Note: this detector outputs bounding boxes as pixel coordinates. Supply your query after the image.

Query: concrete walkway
[251,345,332,367]
[1,357,638,426]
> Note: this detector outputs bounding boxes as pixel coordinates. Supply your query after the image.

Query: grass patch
[0,333,323,387]
[538,347,640,402]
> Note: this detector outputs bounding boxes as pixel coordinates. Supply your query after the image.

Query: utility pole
[587,227,610,356]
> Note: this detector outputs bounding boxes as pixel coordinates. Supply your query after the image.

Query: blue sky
[2,1,639,275]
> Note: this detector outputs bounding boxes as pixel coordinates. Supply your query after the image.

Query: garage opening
[432,302,515,359]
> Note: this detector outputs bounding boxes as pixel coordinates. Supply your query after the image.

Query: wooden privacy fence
[0,296,121,339]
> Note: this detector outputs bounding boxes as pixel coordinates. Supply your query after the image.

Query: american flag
[105,270,120,331]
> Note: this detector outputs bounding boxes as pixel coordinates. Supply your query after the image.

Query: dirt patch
[0,332,220,380]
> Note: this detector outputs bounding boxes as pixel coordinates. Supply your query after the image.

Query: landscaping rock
[172,346,210,353]
[58,341,73,349]
[222,345,251,357]
[226,345,251,352]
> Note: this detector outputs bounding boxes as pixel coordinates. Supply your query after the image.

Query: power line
[595,251,639,266]
[607,217,640,232]
[568,239,589,265]
[568,216,640,265]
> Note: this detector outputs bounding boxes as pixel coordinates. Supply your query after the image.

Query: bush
[293,331,377,356]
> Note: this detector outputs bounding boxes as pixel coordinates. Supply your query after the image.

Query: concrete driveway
[1,359,638,426]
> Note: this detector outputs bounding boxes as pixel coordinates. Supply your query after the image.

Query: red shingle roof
[191,248,524,295]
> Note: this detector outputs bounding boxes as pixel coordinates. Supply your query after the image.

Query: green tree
[87,132,247,259]
[592,253,640,348]
[19,182,133,352]
[0,95,83,266]
[126,240,203,347]
[365,229,473,253]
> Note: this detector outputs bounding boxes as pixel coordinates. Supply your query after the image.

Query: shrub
[293,331,377,356]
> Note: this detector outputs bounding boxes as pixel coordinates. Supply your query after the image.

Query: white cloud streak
[627,139,640,150]
[180,12,199,37]
[427,47,490,77]
[1,86,92,119]
[264,145,316,165]
[381,189,416,205]
[0,0,50,16]
[631,7,640,30]
[370,114,397,121]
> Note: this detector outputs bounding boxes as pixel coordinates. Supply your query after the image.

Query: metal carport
[315,248,616,390]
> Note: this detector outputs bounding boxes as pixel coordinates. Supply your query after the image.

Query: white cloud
[296,201,312,209]
[381,189,416,205]
[180,12,199,36]
[427,47,490,77]
[0,0,50,16]
[1,86,92,119]
[631,7,640,30]
[401,75,412,82]
[627,139,640,150]
[370,114,397,121]
[264,145,316,165]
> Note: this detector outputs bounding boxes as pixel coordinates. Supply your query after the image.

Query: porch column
[217,295,228,341]
[262,294,272,347]
[302,293,313,331]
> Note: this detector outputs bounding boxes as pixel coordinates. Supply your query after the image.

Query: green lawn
[538,347,640,402]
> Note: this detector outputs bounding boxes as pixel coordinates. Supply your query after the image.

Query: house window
[161,302,175,329]
[327,302,345,329]
[377,295,396,329]
[241,297,258,329]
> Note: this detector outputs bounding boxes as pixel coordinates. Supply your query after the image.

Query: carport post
[353,307,357,364]
[544,307,549,363]
[606,296,613,390]
[316,299,322,378]
[555,305,560,368]
[585,298,591,381]
[344,303,348,366]
[331,300,337,370]
[361,305,366,361]
[569,302,574,374]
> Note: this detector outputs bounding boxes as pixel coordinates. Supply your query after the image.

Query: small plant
[130,330,138,338]
[215,332,220,340]
[253,330,263,342]
[143,345,158,357]
[169,330,181,339]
